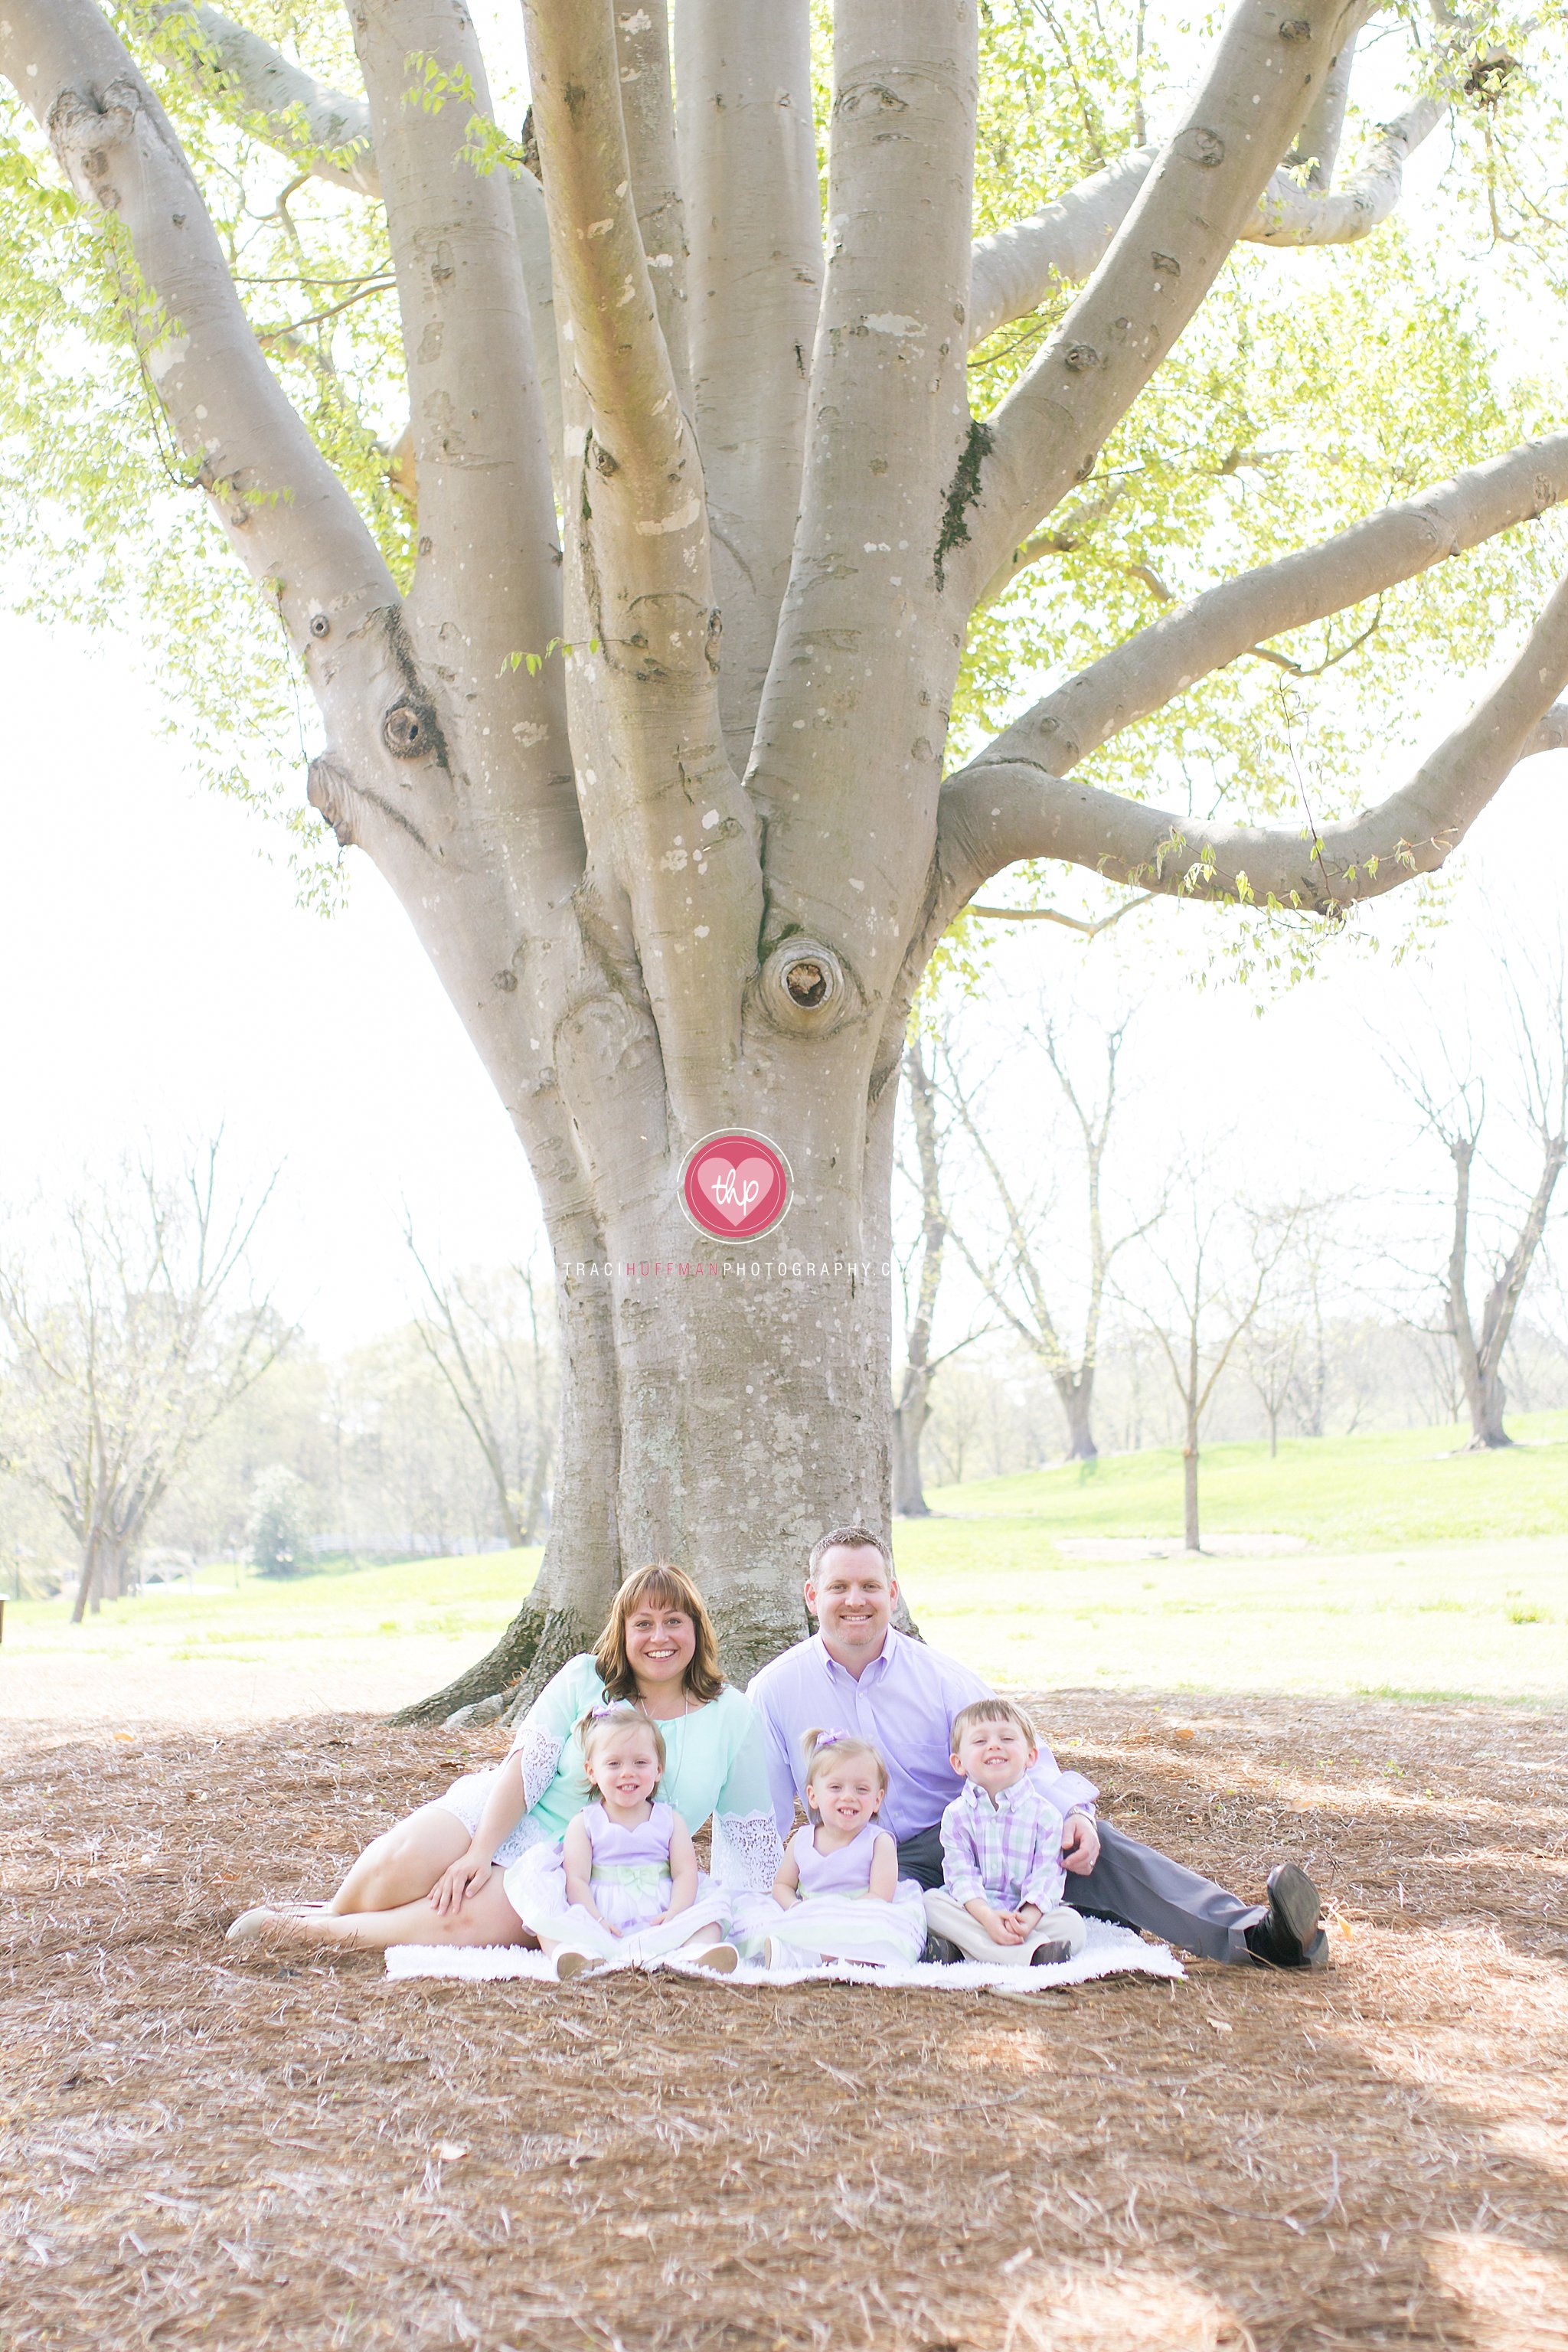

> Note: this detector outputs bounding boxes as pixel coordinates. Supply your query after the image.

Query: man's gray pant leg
[895,1824,946,1891]
[1066,1821,1266,1962]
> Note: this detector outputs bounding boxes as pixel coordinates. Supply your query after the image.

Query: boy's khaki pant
[923,1890,1088,1966]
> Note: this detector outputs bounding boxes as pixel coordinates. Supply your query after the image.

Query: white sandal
[680,1942,740,1975]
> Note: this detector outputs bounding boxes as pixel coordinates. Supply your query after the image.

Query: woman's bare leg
[239,1871,529,1952]
[326,1805,472,1914]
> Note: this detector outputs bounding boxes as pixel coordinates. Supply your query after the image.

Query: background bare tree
[1240,1311,1300,1459]
[407,1233,557,1547]
[7,0,1568,1703]
[1123,1171,1294,1550]
[891,1037,950,1517]
[0,1145,286,1618]
[945,1011,1155,1459]
[1387,938,1568,1449]
[891,1031,996,1514]
[1239,1198,1352,1453]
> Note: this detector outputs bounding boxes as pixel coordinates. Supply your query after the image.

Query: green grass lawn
[897,1531,1568,1702]
[1,1548,543,1667]
[923,1409,1568,1548]
[5,1415,1568,1710]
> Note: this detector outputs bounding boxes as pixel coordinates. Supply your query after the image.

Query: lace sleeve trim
[710,1808,785,1892]
[508,1723,566,1815]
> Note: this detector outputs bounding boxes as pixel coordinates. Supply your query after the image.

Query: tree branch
[351,0,562,720]
[966,62,1439,348]
[1248,97,1444,246]
[1286,19,1360,185]
[524,0,698,544]
[968,146,1153,352]
[947,0,1372,607]
[152,1,378,193]
[748,0,978,976]
[968,893,1153,936]
[614,0,691,402]
[149,4,564,493]
[673,0,822,769]
[524,0,760,1107]
[936,433,1568,919]
[941,556,1568,915]
[2,0,392,656]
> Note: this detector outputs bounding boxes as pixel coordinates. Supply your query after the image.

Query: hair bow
[589,1703,626,1720]
[813,1730,849,1749]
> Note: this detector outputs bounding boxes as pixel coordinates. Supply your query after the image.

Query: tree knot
[755,937,854,1036]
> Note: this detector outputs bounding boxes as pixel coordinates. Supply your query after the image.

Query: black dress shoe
[1029,1939,1073,1967]
[920,1933,962,1964]
[1244,1863,1323,1968]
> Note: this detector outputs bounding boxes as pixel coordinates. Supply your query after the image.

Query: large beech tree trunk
[410,1069,902,1719]
[13,0,1568,1714]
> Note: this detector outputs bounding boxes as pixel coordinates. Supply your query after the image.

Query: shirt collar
[812,1626,896,1681]
[962,1774,1025,1812]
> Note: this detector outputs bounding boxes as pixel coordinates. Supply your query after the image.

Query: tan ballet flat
[225,1906,282,1945]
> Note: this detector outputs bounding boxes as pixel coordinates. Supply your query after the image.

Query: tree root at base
[386,1593,551,1726]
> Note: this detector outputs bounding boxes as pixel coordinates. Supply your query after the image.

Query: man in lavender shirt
[747,1527,1326,1970]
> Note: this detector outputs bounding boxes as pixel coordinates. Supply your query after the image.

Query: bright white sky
[2,611,539,1348]
[4,602,1563,1351]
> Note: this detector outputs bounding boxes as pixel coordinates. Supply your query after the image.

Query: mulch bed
[3,1689,1567,2350]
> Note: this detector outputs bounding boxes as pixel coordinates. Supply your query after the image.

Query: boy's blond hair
[949,1697,1037,1751]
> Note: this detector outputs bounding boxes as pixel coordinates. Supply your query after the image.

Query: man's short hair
[950,1696,1036,1749]
[807,1524,892,1576]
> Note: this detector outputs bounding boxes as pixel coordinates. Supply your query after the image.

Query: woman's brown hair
[593,1563,726,1705]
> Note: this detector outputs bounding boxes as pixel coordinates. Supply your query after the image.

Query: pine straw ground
[4,1691,1568,2352]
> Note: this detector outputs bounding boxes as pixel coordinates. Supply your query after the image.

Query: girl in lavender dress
[508,1704,740,1980]
[755,1729,927,1971]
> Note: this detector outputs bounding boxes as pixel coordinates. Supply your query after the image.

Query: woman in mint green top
[225,1565,782,1954]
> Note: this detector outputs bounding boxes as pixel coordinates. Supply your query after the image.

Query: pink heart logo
[697,1155,774,1228]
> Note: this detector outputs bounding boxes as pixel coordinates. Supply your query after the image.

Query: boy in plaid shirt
[924,1698,1089,1967]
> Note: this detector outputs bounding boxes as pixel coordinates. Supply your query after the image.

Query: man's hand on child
[1061,1812,1100,1873]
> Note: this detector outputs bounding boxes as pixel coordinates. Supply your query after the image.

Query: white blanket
[384,1917,1181,1991]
